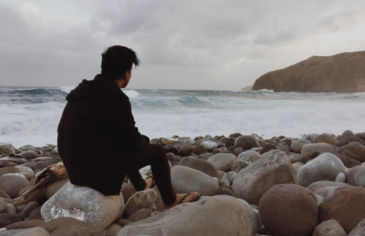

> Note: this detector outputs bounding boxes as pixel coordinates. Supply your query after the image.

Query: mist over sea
[1,86,365,148]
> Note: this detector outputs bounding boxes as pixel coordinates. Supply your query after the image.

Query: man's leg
[126,143,176,205]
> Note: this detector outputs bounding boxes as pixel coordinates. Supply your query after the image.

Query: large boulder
[297,153,346,187]
[0,173,29,198]
[318,187,365,233]
[237,150,261,164]
[179,157,219,178]
[301,143,333,159]
[336,142,365,162]
[207,153,236,172]
[41,182,124,229]
[0,143,15,155]
[171,166,219,196]
[231,150,298,205]
[251,51,365,93]
[235,136,260,151]
[290,138,311,153]
[312,219,346,236]
[259,184,318,236]
[307,181,353,192]
[117,195,252,236]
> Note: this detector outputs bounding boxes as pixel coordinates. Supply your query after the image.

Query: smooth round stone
[316,194,323,206]
[0,167,21,177]
[124,189,157,218]
[297,153,346,187]
[44,177,69,199]
[18,151,40,160]
[221,171,237,185]
[0,143,15,155]
[307,181,353,192]
[335,172,346,183]
[290,138,311,153]
[314,133,336,145]
[171,166,220,196]
[14,166,34,181]
[354,169,365,187]
[207,153,236,172]
[235,135,260,151]
[179,157,219,178]
[106,223,122,236]
[259,184,318,236]
[313,219,346,236]
[315,186,352,203]
[0,173,29,198]
[6,204,16,214]
[301,143,333,158]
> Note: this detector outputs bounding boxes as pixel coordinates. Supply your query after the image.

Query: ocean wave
[123,90,140,98]
[59,86,75,94]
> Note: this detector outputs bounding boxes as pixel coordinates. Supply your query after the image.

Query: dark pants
[125,143,176,205]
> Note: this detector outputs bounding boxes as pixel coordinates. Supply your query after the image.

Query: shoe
[144,175,156,189]
[178,192,201,204]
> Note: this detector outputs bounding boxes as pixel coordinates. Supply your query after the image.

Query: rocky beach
[0,130,364,235]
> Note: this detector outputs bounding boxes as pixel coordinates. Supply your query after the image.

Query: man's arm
[107,96,150,150]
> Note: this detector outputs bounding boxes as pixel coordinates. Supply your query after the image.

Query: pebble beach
[0,130,365,235]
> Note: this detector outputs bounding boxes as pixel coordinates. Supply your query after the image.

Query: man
[58,45,200,208]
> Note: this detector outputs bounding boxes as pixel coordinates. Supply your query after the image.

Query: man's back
[58,74,149,195]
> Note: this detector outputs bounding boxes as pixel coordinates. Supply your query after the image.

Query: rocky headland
[0,130,365,235]
[252,50,365,93]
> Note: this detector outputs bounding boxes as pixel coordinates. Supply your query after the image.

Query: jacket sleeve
[107,95,150,150]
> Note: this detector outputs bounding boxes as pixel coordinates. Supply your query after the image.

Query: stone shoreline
[0,130,365,235]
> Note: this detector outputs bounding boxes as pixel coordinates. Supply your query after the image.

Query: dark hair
[101,45,140,80]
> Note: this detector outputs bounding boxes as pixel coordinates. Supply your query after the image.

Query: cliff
[252,51,365,93]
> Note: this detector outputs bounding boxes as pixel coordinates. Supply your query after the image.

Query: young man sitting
[57,45,200,208]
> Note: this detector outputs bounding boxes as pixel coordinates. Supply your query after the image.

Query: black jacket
[57,74,149,195]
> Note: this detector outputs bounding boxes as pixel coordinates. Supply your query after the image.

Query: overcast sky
[0,0,364,90]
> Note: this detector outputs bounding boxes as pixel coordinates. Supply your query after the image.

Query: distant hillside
[252,51,365,93]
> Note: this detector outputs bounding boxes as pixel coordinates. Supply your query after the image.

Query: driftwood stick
[14,162,68,206]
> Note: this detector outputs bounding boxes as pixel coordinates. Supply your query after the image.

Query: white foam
[123,89,140,98]
[59,86,75,94]
[1,90,365,148]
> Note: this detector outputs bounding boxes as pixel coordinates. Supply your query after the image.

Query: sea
[1,86,365,148]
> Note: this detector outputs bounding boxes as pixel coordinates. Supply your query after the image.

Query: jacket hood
[66,74,126,102]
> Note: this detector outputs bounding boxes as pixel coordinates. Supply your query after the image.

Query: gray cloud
[0,0,365,89]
